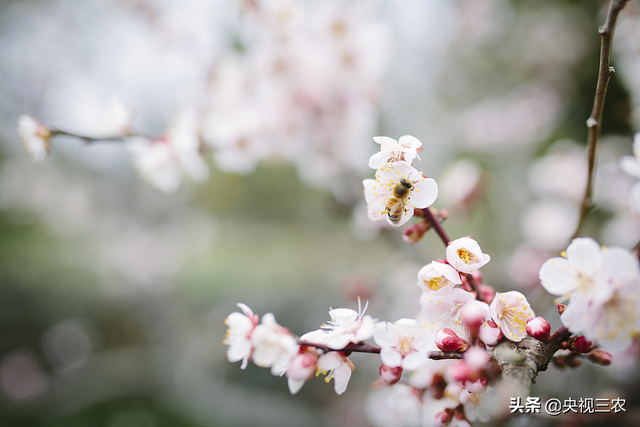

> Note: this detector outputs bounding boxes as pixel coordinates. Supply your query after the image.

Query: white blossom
[445,237,491,274]
[417,261,462,294]
[223,303,259,370]
[251,313,299,376]
[489,291,535,342]
[17,115,51,162]
[368,135,422,169]
[373,318,435,371]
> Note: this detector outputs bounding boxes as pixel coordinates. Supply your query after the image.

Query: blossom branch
[298,340,464,360]
[573,0,629,239]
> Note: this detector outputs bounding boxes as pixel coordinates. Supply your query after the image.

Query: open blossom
[223,303,260,370]
[489,291,535,342]
[417,261,462,294]
[17,115,52,162]
[304,301,375,350]
[316,351,354,395]
[363,161,438,227]
[539,237,640,351]
[420,288,480,339]
[250,313,298,376]
[373,318,435,371]
[368,135,422,169]
[446,237,491,274]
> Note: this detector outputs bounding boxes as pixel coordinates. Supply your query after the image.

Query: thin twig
[298,340,464,360]
[466,274,488,304]
[51,129,138,144]
[572,0,629,239]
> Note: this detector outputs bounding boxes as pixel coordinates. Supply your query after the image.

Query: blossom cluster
[16,1,390,196]
[539,237,640,352]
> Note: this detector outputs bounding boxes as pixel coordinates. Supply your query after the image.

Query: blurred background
[1,0,640,426]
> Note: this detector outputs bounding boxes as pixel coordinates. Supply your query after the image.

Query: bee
[385,178,413,224]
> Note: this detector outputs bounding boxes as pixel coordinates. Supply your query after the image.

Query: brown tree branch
[298,340,464,360]
[573,0,629,239]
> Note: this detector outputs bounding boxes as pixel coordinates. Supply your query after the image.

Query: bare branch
[573,0,630,239]
[297,340,464,360]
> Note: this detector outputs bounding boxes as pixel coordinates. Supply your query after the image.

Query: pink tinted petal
[398,135,422,150]
[369,150,390,169]
[620,156,640,179]
[287,378,305,394]
[601,247,640,279]
[402,352,424,371]
[410,178,438,208]
[373,322,397,347]
[566,237,602,276]
[380,347,403,368]
[539,257,579,296]
[373,136,397,147]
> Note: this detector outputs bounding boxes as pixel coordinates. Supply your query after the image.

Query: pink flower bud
[464,376,488,393]
[478,320,502,346]
[464,346,490,370]
[460,301,489,331]
[588,349,613,366]
[571,336,594,353]
[479,284,495,304]
[526,317,551,341]
[402,221,429,244]
[449,361,478,383]
[557,303,566,315]
[379,364,403,385]
[436,328,470,352]
[433,408,453,427]
[286,352,318,381]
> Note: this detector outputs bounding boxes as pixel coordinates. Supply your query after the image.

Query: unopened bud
[464,377,488,394]
[571,336,594,353]
[449,361,478,383]
[433,408,453,427]
[464,346,491,370]
[557,303,566,315]
[526,317,551,341]
[286,352,318,381]
[588,349,613,366]
[478,320,502,346]
[379,364,403,385]
[436,328,470,352]
[566,356,582,368]
[402,221,429,244]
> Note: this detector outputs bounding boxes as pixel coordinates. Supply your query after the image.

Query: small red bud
[557,303,567,315]
[402,221,429,245]
[571,336,594,353]
[436,328,470,352]
[379,364,403,385]
[588,349,613,366]
[433,408,453,427]
[526,317,551,341]
[449,361,478,383]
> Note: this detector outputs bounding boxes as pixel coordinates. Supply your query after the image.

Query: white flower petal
[539,257,578,295]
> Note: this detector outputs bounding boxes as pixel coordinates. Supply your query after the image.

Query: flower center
[427,276,447,291]
[457,248,477,265]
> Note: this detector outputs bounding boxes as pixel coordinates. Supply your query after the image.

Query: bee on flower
[363,161,438,227]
